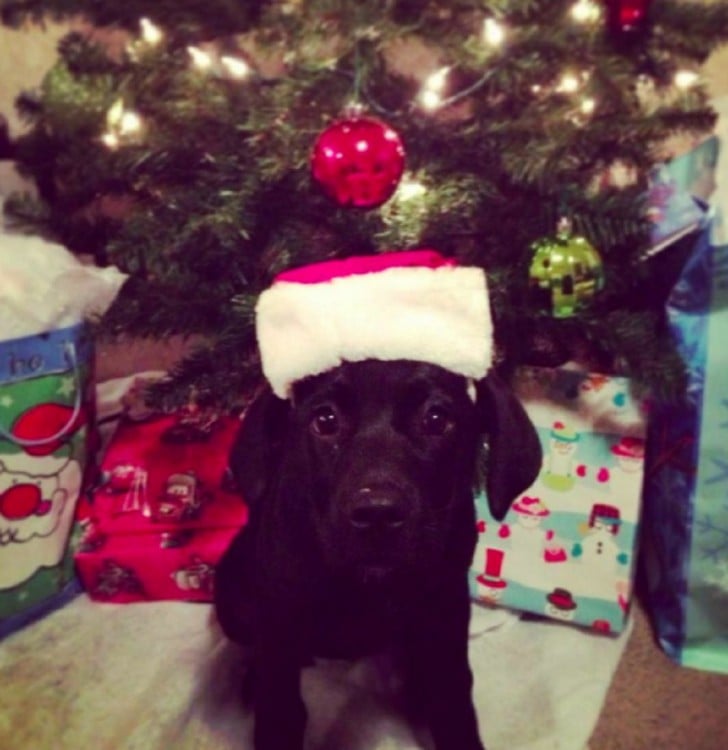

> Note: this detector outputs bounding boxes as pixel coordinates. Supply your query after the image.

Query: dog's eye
[310,405,340,437]
[421,405,454,437]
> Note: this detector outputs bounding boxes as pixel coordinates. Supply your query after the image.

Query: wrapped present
[470,367,648,635]
[74,411,247,603]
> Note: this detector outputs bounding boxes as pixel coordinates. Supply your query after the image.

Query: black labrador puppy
[214,358,541,750]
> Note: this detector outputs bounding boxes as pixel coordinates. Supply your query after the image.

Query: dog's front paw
[430,716,485,750]
[254,705,305,750]
[433,733,485,750]
[254,723,304,750]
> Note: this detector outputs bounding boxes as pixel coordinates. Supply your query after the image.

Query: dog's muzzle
[348,485,409,533]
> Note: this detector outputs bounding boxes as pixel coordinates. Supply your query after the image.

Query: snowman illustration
[500,496,567,563]
[571,503,630,570]
[542,421,580,491]
[474,547,508,603]
[0,401,85,589]
[511,495,549,530]
[545,587,578,621]
[611,437,645,474]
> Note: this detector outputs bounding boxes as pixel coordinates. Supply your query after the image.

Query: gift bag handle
[0,342,84,447]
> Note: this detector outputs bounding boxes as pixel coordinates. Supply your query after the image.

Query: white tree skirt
[0,595,629,750]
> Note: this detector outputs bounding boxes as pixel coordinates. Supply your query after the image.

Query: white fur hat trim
[256,255,493,398]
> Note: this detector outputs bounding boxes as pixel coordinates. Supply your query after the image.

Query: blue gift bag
[642,213,728,673]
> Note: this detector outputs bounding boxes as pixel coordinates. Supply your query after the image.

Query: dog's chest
[308,581,412,659]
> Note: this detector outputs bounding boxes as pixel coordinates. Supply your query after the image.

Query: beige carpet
[589,601,728,750]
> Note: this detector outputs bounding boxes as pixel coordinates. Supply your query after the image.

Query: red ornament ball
[311,116,405,209]
[604,0,653,42]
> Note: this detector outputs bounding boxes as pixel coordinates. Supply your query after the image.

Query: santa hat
[255,250,493,398]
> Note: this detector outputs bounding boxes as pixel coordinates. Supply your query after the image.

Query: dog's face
[288,360,481,582]
[229,358,542,587]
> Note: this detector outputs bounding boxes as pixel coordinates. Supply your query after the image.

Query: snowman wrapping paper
[0,232,125,638]
[470,366,648,635]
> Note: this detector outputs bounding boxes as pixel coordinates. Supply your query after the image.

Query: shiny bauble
[529,225,605,318]
[310,116,405,209]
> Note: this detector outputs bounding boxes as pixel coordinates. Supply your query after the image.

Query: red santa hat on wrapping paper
[255,249,494,399]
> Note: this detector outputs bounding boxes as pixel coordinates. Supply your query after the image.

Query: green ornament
[528,219,605,318]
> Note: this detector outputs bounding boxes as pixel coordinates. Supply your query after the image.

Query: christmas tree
[2,0,728,410]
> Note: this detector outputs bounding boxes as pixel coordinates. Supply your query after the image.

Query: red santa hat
[255,250,494,398]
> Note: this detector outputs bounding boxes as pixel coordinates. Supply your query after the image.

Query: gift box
[470,367,648,635]
[74,411,247,603]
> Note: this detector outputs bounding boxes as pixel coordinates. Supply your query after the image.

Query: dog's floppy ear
[476,372,542,521]
[229,386,290,508]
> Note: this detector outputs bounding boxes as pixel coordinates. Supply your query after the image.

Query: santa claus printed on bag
[0,401,85,589]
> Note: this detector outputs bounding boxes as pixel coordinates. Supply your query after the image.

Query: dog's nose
[349,486,408,532]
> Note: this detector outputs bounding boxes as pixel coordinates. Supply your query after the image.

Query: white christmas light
[397,178,427,201]
[101,132,120,150]
[106,98,125,128]
[221,55,251,79]
[140,17,163,45]
[570,0,601,24]
[607,160,638,188]
[102,99,143,149]
[119,110,143,136]
[483,18,506,46]
[419,67,449,110]
[674,69,699,89]
[425,67,449,93]
[188,45,213,70]
[419,90,442,110]
[557,72,581,93]
[580,97,596,115]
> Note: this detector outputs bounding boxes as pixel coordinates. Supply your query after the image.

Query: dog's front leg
[253,614,306,750]
[405,581,485,750]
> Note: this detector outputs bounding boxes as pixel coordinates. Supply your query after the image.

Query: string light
[570,0,601,24]
[119,110,143,136]
[580,96,596,115]
[128,17,163,59]
[674,69,699,89]
[425,67,449,93]
[101,132,120,150]
[418,67,449,110]
[140,17,163,46]
[557,72,582,93]
[188,46,213,70]
[483,18,506,47]
[105,99,124,129]
[221,55,251,79]
[101,99,144,149]
[397,177,427,201]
